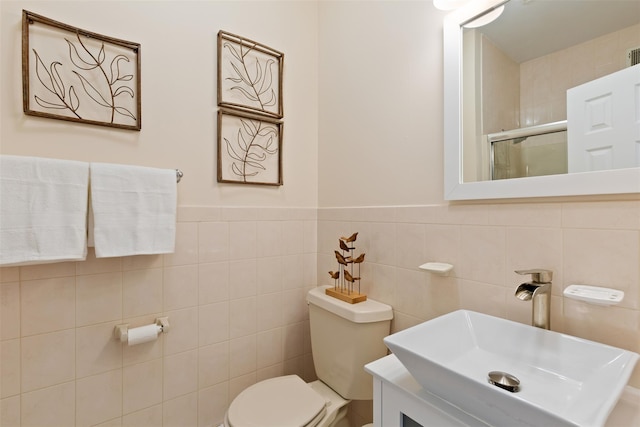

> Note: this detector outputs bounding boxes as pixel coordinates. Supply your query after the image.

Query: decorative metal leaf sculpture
[217,31,283,118]
[222,42,277,111]
[32,34,137,123]
[65,33,136,123]
[32,51,81,117]
[218,110,282,186]
[22,10,141,130]
[224,117,278,181]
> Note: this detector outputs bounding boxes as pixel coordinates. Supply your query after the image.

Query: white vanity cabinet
[365,354,640,427]
[365,355,488,427]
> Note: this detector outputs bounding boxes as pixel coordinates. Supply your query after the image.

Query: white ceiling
[476,0,640,63]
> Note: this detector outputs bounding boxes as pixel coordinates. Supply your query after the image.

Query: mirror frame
[443,0,640,200]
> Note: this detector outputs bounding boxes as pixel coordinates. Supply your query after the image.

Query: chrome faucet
[515,269,553,330]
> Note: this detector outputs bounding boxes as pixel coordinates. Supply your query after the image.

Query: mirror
[444,0,640,200]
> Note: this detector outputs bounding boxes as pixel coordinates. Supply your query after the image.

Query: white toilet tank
[307,286,393,400]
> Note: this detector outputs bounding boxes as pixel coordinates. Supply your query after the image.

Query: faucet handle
[515,269,553,283]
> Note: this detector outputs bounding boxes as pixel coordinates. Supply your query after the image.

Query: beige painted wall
[318,1,446,206]
[1,0,319,207]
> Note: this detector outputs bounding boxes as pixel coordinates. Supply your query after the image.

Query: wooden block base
[325,287,367,304]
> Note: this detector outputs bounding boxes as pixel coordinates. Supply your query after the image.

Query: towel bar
[176,169,183,183]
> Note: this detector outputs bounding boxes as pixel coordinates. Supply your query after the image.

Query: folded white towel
[0,155,89,266]
[90,163,176,258]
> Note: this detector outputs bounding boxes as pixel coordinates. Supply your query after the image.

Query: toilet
[224,285,393,427]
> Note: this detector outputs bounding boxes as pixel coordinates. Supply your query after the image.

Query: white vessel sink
[384,310,639,427]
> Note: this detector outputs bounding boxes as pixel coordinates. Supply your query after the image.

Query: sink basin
[384,310,639,427]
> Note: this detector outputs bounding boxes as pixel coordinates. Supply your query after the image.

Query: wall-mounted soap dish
[563,284,624,306]
[419,262,453,276]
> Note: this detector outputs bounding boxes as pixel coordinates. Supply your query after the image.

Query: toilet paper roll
[127,324,161,346]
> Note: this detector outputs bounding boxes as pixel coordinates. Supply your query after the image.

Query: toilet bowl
[223,286,393,427]
[224,375,349,427]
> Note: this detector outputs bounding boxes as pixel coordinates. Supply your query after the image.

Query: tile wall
[318,200,640,391]
[1,206,318,427]
[2,200,639,427]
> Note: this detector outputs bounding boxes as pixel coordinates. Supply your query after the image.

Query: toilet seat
[226,375,327,427]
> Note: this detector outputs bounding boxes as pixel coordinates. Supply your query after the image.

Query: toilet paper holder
[114,317,170,344]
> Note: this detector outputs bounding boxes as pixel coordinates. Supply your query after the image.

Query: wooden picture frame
[217,109,283,186]
[217,30,283,119]
[22,10,141,130]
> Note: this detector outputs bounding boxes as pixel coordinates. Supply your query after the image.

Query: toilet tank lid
[307,286,393,323]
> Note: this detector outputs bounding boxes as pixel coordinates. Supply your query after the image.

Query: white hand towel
[90,163,176,258]
[0,155,89,266]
